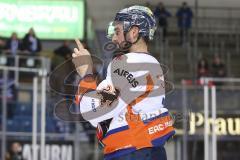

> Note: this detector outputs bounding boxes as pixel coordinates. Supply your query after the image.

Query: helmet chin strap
[123,30,141,46]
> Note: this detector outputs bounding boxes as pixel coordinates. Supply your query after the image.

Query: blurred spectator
[211,55,226,85]
[197,58,209,78]
[176,2,193,44]
[53,40,75,100]
[54,40,72,60]
[22,28,42,54]
[5,142,24,160]
[154,2,171,41]
[0,39,5,53]
[4,32,22,56]
[2,33,22,77]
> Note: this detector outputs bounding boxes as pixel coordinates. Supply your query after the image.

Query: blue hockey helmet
[107,5,157,41]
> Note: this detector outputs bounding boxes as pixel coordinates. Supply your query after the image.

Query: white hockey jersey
[77,52,175,158]
[79,52,168,129]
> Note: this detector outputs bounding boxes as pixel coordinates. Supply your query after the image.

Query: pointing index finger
[75,38,84,50]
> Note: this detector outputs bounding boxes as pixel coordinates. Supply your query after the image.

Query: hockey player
[72,5,175,160]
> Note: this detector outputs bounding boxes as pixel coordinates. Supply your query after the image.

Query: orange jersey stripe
[75,75,97,104]
[103,115,174,154]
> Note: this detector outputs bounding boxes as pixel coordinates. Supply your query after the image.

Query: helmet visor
[106,21,115,40]
[106,21,124,40]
